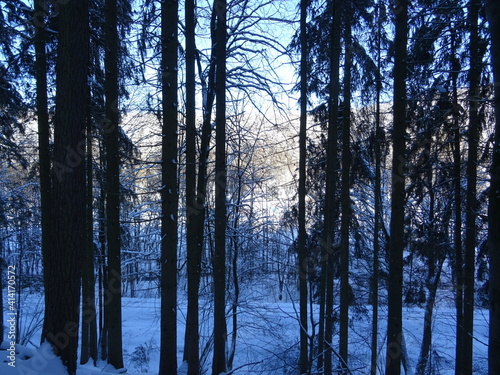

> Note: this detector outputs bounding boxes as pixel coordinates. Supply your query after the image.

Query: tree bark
[371,4,383,374]
[485,1,500,374]
[463,2,480,373]
[184,0,200,372]
[385,1,407,374]
[41,1,89,373]
[212,0,227,373]
[298,0,309,373]
[104,0,124,368]
[451,29,465,375]
[159,0,179,373]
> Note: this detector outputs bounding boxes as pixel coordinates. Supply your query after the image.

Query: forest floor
[0,290,490,374]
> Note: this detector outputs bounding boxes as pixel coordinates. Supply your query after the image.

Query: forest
[0,0,499,374]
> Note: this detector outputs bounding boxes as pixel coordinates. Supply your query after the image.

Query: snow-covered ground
[1,292,489,374]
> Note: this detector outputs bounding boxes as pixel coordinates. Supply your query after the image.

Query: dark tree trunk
[41,1,89,374]
[371,4,383,374]
[339,16,352,372]
[184,4,217,368]
[463,2,480,373]
[451,29,465,375]
[159,0,179,373]
[298,0,309,373]
[318,2,341,373]
[485,1,500,374]
[184,0,200,372]
[104,0,123,369]
[212,0,227,373]
[385,1,407,374]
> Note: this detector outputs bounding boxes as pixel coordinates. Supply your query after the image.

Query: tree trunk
[371,4,383,374]
[485,1,500,374]
[159,0,179,373]
[212,0,227,373]
[416,259,444,375]
[339,16,352,372]
[41,1,89,373]
[463,2,480,373]
[385,1,407,374]
[298,0,309,372]
[317,2,341,373]
[451,29,465,375]
[104,0,124,369]
[184,0,200,372]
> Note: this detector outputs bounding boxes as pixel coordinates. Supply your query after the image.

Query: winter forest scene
[1,0,500,374]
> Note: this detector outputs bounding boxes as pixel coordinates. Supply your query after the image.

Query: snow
[1,290,490,374]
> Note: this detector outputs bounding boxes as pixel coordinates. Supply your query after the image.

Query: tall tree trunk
[41,1,89,374]
[184,5,217,368]
[485,3,500,374]
[318,2,341,373]
[339,16,352,372]
[298,0,309,372]
[104,0,124,369]
[371,3,383,374]
[159,0,179,373]
[385,1,407,374]
[451,29,465,375]
[212,0,227,373]
[184,0,200,372]
[463,1,480,373]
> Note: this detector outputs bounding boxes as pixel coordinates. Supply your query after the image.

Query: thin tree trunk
[159,0,179,373]
[385,1,407,374]
[463,2,480,373]
[318,2,341,373]
[339,16,352,372]
[184,0,200,372]
[416,259,444,375]
[212,0,227,373]
[298,0,309,372]
[485,2,500,374]
[451,29,465,375]
[371,4,383,374]
[41,1,89,373]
